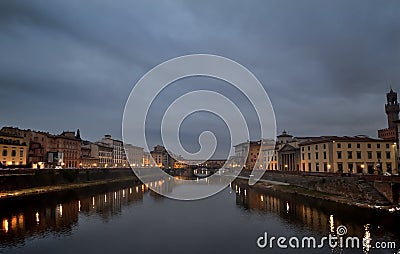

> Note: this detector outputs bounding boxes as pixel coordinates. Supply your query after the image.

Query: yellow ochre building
[0,132,28,167]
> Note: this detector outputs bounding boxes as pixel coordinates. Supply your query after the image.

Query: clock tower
[385,89,399,129]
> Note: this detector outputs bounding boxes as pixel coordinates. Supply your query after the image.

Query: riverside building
[299,136,397,174]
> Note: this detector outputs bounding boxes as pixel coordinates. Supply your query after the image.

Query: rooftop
[299,135,395,145]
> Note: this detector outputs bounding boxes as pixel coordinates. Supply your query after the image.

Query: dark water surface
[0,179,399,254]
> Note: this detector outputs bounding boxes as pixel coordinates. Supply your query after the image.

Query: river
[0,178,399,254]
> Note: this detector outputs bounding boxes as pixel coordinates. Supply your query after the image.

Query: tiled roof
[0,132,22,138]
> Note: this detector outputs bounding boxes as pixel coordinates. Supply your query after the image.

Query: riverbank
[236,174,400,211]
[0,168,135,191]
[0,175,139,200]
[0,168,139,200]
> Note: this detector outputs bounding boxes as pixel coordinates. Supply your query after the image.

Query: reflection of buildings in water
[79,187,145,220]
[0,183,147,247]
[232,181,366,238]
[0,200,79,247]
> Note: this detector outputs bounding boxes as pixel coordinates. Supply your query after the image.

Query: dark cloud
[1,0,400,155]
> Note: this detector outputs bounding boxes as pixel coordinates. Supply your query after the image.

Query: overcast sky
[1,0,400,155]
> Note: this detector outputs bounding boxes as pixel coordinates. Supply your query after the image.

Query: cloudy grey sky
[1,0,400,154]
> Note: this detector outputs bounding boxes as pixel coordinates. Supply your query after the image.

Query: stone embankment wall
[0,168,135,191]
[260,172,391,205]
[373,181,400,204]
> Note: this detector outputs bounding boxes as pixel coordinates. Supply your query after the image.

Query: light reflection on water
[0,179,399,254]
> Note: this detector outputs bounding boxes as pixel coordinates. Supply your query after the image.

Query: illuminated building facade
[0,132,28,167]
[96,142,113,168]
[99,135,128,167]
[81,140,99,168]
[124,144,144,167]
[150,145,175,168]
[300,136,397,174]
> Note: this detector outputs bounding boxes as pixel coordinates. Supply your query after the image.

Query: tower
[385,89,399,129]
[76,129,81,139]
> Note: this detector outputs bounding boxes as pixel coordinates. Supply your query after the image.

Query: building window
[367,151,372,159]
[337,151,342,159]
[337,143,341,148]
[377,144,380,149]
[347,151,352,159]
[323,144,326,149]
[315,145,318,150]
[302,147,304,151]
[386,144,390,149]
[323,151,326,160]
[302,163,305,171]
[11,150,16,157]
[324,163,327,172]
[386,152,391,159]
[356,151,362,159]
[367,143,371,149]
[348,143,351,148]
[302,154,304,160]
[308,146,310,151]
[316,163,320,172]
[308,163,312,171]
[20,150,23,157]
[315,152,319,160]
[2,150,6,157]
[377,152,381,160]
[308,153,311,160]
[357,143,360,149]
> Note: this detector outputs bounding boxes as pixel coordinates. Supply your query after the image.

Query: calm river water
[0,179,399,254]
